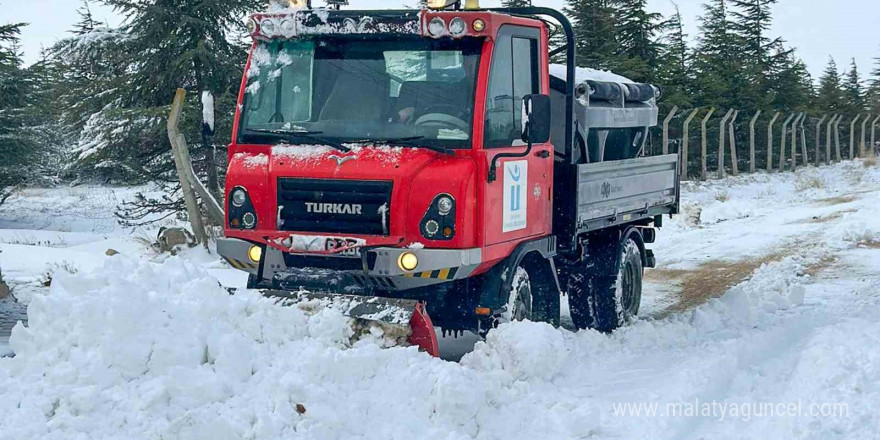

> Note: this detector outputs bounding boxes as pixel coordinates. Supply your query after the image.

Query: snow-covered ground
[1,160,879,439]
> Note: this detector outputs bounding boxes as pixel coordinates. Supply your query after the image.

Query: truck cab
[218,3,679,336]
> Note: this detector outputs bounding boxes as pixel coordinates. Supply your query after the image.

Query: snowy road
[1,161,879,439]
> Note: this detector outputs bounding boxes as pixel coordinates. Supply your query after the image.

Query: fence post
[167,88,209,247]
[799,113,808,167]
[791,113,803,171]
[814,115,827,166]
[681,108,700,180]
[728,110,740,176]
[826,114,838,164]
[701,107,716,180]
[662,105,679,155]
[749,111,761,173]
[849,115,861,159]
[767,112,781,172]
[718,109,734,178]
[860,114,870,157]
[872,114,880,157]
[779,113,795,171]
[834,115,843,162]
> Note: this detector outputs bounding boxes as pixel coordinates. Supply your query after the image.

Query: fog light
[398,252,419,272]
[248,245,263,263]
[472,19,485,32]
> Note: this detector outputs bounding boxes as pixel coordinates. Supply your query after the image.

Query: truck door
[481,25,552,247]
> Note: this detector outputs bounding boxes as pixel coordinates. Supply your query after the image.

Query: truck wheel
[592,238,642,332]
[568,237,642,332]
[503,266,533,322]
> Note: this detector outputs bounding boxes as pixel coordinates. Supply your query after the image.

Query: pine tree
[692,0,745,108]
[565,0,617,70]
[656,4,692,107]
[609,0,664,82]
[729,0,785,110]
[868,51,880,114]
[843,58,865,113]
[816,57,845,113]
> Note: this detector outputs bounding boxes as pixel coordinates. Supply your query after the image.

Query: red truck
[218,0,680,356]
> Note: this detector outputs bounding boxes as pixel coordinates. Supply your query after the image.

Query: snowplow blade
[232,289,438,357]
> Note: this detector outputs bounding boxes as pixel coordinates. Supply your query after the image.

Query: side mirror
[521,94,551,145]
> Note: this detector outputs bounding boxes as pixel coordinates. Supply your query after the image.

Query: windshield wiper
[247,128,350,153]
[348,137,455,156]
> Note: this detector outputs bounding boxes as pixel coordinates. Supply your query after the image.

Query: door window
[484,28,540,148]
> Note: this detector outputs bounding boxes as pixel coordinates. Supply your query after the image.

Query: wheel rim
[505,267,532,322]
[620,259,640,316]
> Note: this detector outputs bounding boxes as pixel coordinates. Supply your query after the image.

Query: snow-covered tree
[0,24,38,204]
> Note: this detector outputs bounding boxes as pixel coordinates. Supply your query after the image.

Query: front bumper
[217,238,482,292]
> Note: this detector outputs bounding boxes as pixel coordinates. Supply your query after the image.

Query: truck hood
[268,144,437,180]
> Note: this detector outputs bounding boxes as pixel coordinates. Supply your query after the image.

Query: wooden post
[167,88,209,246]
[718,109,734,178]
[728,110,740,175]
[749,110,761,173]
[662,105,679,155]
[814,115,827,166]
[701,107,716,180]
[849,114,861,159]
[834,115,842,162]
[766,112,781,172]
[860,114,870,157]
[779,113,795,171]
[790,113,802,171]
[681,108,700,180]
[871,114,880,157]
[799,113,808,167]
[826,114,838,164]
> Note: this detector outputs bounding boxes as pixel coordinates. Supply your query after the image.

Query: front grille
[277,178,392,235]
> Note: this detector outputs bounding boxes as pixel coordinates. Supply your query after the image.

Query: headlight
[279,19,296,37]
[428,17,446,37]
[246,18,257,35]
[449,18,466,37]
[437,195,454,216]
[472,19,485,32]
[231,188,247,207]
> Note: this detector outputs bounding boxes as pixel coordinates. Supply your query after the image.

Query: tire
[568,236,643,332]
[503,266,533,323]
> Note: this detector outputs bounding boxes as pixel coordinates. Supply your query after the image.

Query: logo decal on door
[503,160,528,232]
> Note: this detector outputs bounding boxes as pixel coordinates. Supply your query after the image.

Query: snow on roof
[549,64,634,84]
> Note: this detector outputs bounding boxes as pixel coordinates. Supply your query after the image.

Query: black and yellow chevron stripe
[225,257,258,271]
[403,267,459,280]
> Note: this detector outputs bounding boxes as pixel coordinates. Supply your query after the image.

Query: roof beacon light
[426,0,457,10]
[463,0,480,10]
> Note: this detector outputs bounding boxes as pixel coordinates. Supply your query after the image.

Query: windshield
[239,37,483,149]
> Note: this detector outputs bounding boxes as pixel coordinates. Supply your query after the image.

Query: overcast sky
[5,0,878,81]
